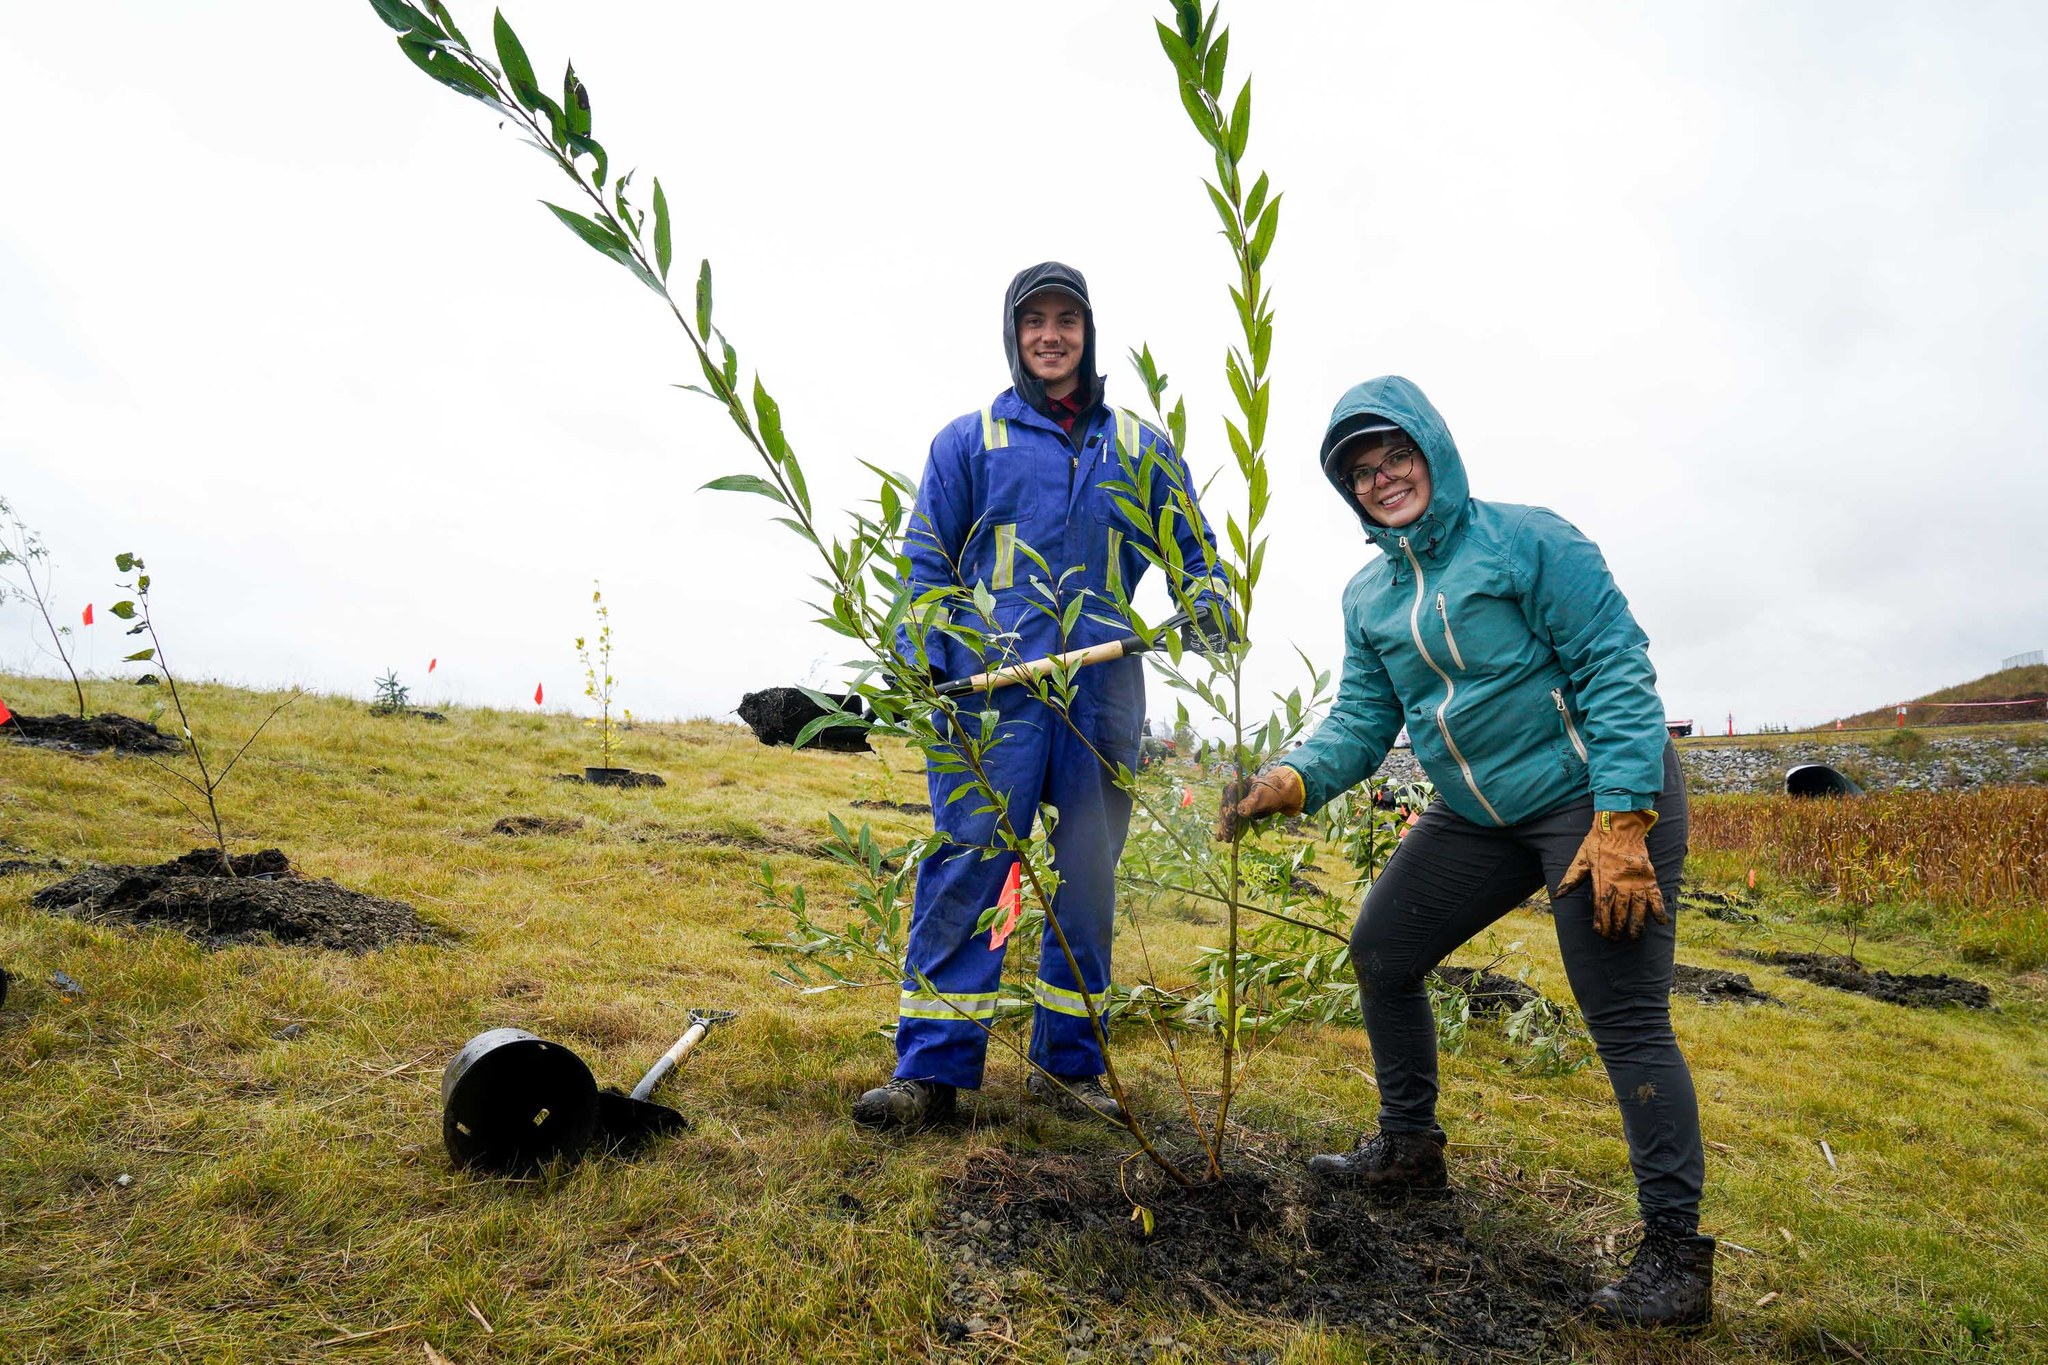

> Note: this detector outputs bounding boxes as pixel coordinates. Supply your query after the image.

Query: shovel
[595,1008,738,1152]
[935,610,1194,699]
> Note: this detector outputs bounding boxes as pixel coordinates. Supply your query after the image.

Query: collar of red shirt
[1046,386,1092,433]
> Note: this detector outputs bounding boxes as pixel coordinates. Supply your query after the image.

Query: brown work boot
[851,1077,956,1130]
[1025,1071,1127,1125]
[1308,1128,1448,1189]
[1589,1224,1715,1328]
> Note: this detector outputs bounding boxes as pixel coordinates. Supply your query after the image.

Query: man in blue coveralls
[853,262,1232,1129]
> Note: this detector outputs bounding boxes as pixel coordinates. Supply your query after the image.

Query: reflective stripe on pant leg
[1031,978,1094,1018]
[899,988,1001,1023]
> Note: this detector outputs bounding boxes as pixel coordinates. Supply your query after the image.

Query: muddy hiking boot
[1308,1127,1448,1190]
[1025,1071,1127,1125]
[851,1078,956,1130]
[1590,1224,1716,1328]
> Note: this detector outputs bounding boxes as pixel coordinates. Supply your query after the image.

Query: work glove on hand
[1183,607,1241,661]
[1556,809,1666,941]
[1214,765,1305,842]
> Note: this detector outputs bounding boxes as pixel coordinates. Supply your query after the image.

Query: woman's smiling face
[1342,434,1432,528]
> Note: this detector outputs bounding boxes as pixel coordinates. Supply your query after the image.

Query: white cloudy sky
[3,1,2044,735]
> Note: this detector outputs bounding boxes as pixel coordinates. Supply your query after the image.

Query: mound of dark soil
[737,687,871,752]
[850,798,932,815]
[1671,963,1774,1005]
[932,1142,1585,1361]
[1754,951,1990,1009]
[551,771,666,788]
[491,815,586,836]
[0,857,66,877]
[31,848,435,953]
[4,712,180,754]
[368,705,447,723]
[1430,966,1542,1015]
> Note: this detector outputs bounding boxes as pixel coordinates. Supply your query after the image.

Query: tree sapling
[0,496,89,717]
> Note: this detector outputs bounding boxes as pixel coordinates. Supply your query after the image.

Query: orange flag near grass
[82,603,94,626]
[534,683,544,706]
[428,658,437,673]
[988,861,1024,950]
[0,695,12,725]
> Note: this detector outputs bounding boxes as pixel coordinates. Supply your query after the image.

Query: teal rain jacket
[1280,376,1668,826]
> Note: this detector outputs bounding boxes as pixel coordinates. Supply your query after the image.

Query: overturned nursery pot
[441,1028,601,1172]
[1785,763,1864,798]
[584,766,665,788]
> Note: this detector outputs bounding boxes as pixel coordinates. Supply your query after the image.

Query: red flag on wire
[1179,787,1194,809]
[82,603,94,627]
[988,861,1025,951]
[0,695,12,726]
[534,683,544,706]
[427,658,437,674]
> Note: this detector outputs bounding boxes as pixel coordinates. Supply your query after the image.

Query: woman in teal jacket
[1220,376,1713,1328]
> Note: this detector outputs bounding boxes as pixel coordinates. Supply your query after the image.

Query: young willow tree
[370,0,1331,1187]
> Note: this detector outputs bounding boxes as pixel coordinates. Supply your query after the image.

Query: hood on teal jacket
[1282,376,1668,826]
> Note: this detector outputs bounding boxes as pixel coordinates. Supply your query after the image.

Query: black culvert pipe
[1785,764,1864,798]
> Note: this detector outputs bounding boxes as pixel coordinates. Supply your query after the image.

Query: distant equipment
[2003,650,2044,670]
[1665,719,1694,739]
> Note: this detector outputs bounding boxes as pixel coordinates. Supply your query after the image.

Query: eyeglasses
[1343,445,1420,493]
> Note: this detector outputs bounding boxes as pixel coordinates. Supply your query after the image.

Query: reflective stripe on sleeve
[981,406,1010,450]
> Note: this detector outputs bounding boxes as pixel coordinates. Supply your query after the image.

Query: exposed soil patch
[3,712,180,754]
[1749,951,1990,1009]
[932,1141,1586,1361]
[737,687,872,753]
[0,858,66,877]
[1430,966,1542,1015]
[628,823,836,861]
[491,815,587,836]
[368,705,447,723]
[551,771,666,788]
[1679,888,1761,924]
[1670,963,1774,1005]
[851,798,932,815]
[31,848,436,953]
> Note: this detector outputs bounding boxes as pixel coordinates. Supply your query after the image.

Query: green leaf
[1227,78,1252,162]
[700,474,788,504]
[398,35,505,111]
[1154,20,1198,84]
[1242,170,1270,225]
[421,0,468,45]
[1249,193,1281,269]
[492,9,540,109]
[542,201,628,262]
[566,131,608,188]
[114,552,136,572]
[792,709,864,750]
[123,648,155,663]
[368,0,438,34]
[753,377,788,459]
[1201,27,1229,98]
[1203,181,1240,240]
[1178,77,1219,148]
[651,178,673,280]
[109,600,136,620]
[563,61,592,136]
[695,259,713,338]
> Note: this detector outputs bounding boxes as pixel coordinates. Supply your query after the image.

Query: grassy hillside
[3,672,2046,1362]
[1832,664,2048,730]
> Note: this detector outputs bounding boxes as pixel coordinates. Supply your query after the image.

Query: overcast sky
[4,1,2044,737]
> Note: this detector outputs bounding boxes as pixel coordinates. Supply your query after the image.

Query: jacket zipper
[1435,592,1466,670]
[1402,537,1502,825]
[1551,688,1590,763]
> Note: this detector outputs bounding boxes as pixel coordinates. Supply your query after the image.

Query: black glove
[1185,608,1240,659]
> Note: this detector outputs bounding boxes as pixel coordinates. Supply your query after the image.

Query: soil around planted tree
[551,771,666,788]
[1670,963,1775,1005]
[1748,951,1991,1009]
[368,705,447,723]
[491,815,587,836]
[1430,966,1543,1014]
[3,712,181,754]
[929,1140,1588,1362]
[737,687,872,752]
[1679,887,1761,924]
[31,848,436,953]
[851,798,932,815]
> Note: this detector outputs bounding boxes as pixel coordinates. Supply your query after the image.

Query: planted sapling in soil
[576,583,661,786]
[368,668,446,722]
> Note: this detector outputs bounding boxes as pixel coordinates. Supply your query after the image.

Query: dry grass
[1691,790,2048,968]
[3,671,2047,1362]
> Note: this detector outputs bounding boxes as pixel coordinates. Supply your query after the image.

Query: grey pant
[1349,743,1702,1232]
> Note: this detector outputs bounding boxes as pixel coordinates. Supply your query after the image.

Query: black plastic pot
[441,1028,600,1172]
[1785,764,1865,798]
[585,767,632,785]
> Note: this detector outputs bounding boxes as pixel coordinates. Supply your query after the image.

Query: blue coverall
[894,390,1227,1088]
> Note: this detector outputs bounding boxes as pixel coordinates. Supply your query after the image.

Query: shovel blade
[596,1087,690,1154]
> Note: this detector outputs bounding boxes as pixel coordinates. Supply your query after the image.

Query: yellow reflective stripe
[1033,978,1095,1018]
[1115,409,1140,460]
[993,522,1016,589]
[981,405,1010,450]
[929,605,952,628]
[1105,527,1123,596]
[899,988,1001,1022]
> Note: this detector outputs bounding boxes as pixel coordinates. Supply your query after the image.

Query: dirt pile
[4,712,180,754]
[1751,951,1990,1009]
[931,1142,1585,1361]
[1430,966,1542,1014]
[491,815,586,836]
[737,687,871,752]
[1670,963,1774,1004]
[32,848,436,953]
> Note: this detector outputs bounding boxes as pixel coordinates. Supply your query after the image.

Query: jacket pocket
[1435,592,1466,670]
[1550,688,1590,764]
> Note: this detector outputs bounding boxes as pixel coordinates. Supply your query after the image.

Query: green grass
[1830,663,2048,730]
[3,672,2047,1362]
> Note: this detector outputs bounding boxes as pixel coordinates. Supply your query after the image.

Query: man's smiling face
[1015,288,1086,398]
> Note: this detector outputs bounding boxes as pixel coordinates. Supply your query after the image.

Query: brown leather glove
[1556,809,1666,940]
[1214,766,1305,841]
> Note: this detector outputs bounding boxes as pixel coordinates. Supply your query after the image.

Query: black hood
[1002,261,1104,419]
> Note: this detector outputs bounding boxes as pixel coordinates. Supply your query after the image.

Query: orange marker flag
[0,695,12,726]
[82,603,94,627]
[427,658,437,674]
[534,682,544,706]
[988,861,1025,950]
[1179,787,1194,809]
